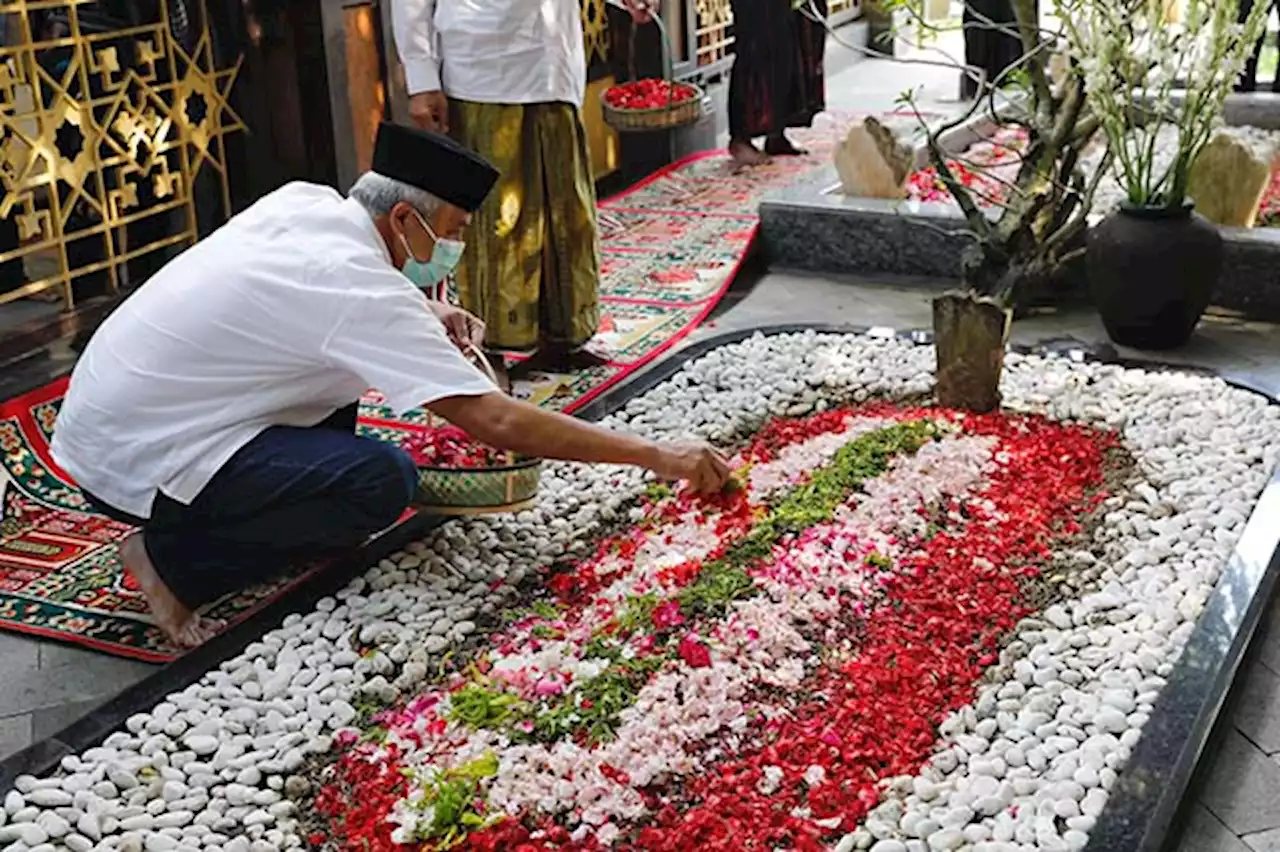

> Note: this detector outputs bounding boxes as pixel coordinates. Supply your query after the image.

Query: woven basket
[416,455,542,516]
[601,8,704,134]
[602,82,705,133]
[411,344,543,516]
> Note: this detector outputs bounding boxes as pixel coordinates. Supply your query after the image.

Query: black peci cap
[370,121,500,212]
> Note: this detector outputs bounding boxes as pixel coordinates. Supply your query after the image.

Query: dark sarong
[961,0,1028,99]
[1237,0,1280,93]
[728,0,828,140]
[85,404,417,609]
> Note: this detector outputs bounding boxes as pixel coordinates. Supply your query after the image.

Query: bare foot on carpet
[119,533,224,649]
[729,139,770,168]
[511,343,611,377]
[764,134,808,157]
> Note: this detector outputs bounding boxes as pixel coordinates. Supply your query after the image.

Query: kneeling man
[51,123,728,649]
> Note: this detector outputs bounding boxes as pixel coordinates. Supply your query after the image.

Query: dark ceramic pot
[1086,201,1223,350]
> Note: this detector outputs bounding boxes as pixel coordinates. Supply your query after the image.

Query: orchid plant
[1060,0,1269,210]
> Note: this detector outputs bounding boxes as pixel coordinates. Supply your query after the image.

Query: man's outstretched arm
[319,281,728,492]
[427,392,730,493]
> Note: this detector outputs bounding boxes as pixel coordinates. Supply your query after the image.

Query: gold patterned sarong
[448,99,601,351]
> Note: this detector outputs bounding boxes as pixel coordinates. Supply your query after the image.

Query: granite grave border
[0,323,1276,852]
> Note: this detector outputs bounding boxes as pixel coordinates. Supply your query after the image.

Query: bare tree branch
[904,96,998,242]
[1011,0,1054,118]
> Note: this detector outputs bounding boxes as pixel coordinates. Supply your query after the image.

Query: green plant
[882,0,1110,309]
[1060,0,1269,209]
[865,0,1116,411]
[400,752,501,847]
[444,682,528,728]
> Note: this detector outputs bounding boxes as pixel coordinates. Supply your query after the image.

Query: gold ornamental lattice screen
[0,0,243,309]
[694,0,734,67]
[582,0,608,66]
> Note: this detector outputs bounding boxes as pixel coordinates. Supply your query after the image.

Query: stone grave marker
[834,116,914,199]
[1187,131,1274,228]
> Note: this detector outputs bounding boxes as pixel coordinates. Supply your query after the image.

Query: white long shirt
[50,183,495,519]
[390,0,587,108]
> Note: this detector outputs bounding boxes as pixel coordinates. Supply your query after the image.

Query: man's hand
[428,301,485,351]
[623,0,658,23]
[651,443,731,493]
[428,394,729,487]
[409,91,449,132]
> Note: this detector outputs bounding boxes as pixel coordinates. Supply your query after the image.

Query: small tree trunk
[932,290,1012,413]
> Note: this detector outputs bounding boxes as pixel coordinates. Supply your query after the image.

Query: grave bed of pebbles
[1,329,1277,852]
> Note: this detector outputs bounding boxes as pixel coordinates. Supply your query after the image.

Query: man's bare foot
[511,342,610,377]
[119,534,224,649]
[729,139,770,168]
[764,134,808,156]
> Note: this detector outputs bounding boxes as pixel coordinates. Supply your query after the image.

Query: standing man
[390,0,656,375]
[960,0,1031,100]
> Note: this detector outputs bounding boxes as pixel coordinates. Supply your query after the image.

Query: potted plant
[1062,0,1268,349]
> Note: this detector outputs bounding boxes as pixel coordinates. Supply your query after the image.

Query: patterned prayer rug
[0,112,919,661]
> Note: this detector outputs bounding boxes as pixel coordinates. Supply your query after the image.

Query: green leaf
[444,683,527,729]
[644,481,675,502]
[531,600,561,619]
[458,752,499,780]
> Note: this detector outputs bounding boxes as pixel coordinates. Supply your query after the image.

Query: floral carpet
[0,117,866,663]
[311,399,1125,851]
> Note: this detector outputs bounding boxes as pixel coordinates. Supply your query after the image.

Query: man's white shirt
[50,182,495,520]
[391,0,587,108]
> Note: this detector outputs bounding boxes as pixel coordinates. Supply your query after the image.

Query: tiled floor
[1192,598,1280,852]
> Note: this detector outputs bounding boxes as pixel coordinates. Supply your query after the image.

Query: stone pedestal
[759,166,1280,323]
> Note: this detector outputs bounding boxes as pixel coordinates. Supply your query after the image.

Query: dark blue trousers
[86,404,417,608]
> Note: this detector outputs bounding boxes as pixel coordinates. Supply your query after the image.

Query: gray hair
[348,171,443,218]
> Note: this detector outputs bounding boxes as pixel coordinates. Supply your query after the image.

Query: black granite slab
[1142,91,1280,131]
[759,174,974,278]
[1089,493,1280,852]
[1217,226,1280,322]
[750,95,1022,282]
[1,323,1276,852]
[761,169,1280,323]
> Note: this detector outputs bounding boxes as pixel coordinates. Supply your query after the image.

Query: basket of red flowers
[602,78,704,133]
[402,347,542,515]
[601,11,704,132]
